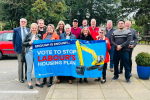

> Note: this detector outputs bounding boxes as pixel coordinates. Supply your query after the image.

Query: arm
[121,32,132,48]
[111,33,118,48]
[106,39,111,51]
[22,34,31,47]
[133,30,138,47]
[13,29,16,48]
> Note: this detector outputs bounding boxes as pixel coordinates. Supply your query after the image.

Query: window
[0,34,3,41]
[2,33,13,41]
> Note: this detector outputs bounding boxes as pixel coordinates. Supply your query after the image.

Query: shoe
[126,79,131,84]
[112,76,118,81]
[57,79,61,83]
[69,80,72,84]
[119,71,123,74]
[84,78,88,83]
[47,83,52,87]
[110,68,114,72]
[28,85,33,89]
[35,84,43,88]
[94,78,100,81]
[19,79,24,83]
[101,80,106,84]
[79,78,83,83]
[25,76,27,80]
[42,78,46,85]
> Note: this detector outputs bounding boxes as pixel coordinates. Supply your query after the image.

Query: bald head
[91,19,96,28]
[125,21,131,30]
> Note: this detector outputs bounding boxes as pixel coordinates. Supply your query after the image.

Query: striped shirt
[111,29,132,51]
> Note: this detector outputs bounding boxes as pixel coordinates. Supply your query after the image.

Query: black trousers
[114,51,130,79]
[102,63,107,80]
[58,76,72,80]
[120,50,133,73]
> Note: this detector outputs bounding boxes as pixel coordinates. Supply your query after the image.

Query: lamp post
[76,8,90,19]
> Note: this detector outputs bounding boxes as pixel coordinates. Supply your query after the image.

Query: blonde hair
[56,21,65,30]
[37,19,44,23]
[81,27,91,35]
[29,23,38,33]
[47,24,56,33]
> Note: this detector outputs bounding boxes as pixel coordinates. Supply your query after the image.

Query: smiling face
[91,19,96,28]
[125,21,131,29]
[59,22,64,29]
[83,27,89,36]
[38,20,44,28]
[73,22,78,28]
[47,26,54,33]
[31,24,38,34]
[20,19,27,28]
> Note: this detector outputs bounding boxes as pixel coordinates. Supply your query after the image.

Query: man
[119,21,138,75]
[105,20,116,72]
[89,19,99,40]
[71,19,82,39]
[37,19,46,39]
[13,18,30,83]
[111,19,132,84]
[80,19,89,29]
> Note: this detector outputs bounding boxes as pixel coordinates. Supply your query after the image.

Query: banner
[33,39,107,78]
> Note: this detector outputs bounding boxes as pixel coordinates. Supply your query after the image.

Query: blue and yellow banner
[33,39,107,78]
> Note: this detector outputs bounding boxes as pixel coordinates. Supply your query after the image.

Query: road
[0,56,49,100]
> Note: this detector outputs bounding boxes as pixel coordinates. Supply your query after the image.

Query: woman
[95,28,111,84]
[23,23,43,89]
[56,21,65,35]
[78,27,94,83]
[58,24,76,84]
[42,24,59,87]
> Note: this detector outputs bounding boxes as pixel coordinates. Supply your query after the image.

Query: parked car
[0,30,17,59]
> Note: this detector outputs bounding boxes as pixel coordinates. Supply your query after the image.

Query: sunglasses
[99,32,104,34]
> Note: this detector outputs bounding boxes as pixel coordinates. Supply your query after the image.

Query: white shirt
[21,26,28,41]
[30,35,36,50]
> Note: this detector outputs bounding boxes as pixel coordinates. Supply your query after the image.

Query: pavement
[45,44,150,100]
[0,44,150,100]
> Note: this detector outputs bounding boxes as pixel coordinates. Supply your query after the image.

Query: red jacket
[89,26,99,40]
[96,37,111,63]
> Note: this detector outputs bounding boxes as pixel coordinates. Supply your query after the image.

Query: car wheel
[0,51,3,60]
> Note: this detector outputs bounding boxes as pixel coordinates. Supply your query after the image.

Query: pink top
[71,27,82,38]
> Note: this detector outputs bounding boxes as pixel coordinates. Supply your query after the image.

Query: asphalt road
[0,56,50,100]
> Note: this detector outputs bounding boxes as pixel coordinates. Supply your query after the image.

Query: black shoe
[28,85,33,89]
[79,78,83,83]
[126,79,131,84]
[42,78,46,85]
[35,84,43,88]
[119,71,123,74]
[101,80,106,84]
[25,76,27,80]
[112,76,118,81]
[19,79,24,83]
[94,78,100,81]
[47,83,52,87]
[84,78,88,83]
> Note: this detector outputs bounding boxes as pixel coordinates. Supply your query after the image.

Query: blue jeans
[108,46,114,68]
[25,49,40,82]
[114,51,130,80]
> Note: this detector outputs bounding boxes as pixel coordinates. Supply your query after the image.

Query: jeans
[25,49,40,82]
[120,50,133,73]
[114,50,130,80]
[109,46,114,68]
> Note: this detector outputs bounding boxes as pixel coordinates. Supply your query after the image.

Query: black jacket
[56,28,65,35]
[79,34,94,41]
[38,26,47,39]
[105,27,116,45]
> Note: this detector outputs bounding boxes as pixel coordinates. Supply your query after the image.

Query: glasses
[20,21,26,23]
[99,32,104,34]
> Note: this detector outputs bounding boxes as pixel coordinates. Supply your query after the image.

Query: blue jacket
[59,32,76,39]
[13,27,30,53]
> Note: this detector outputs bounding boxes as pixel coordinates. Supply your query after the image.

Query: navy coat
[13,27,30,53]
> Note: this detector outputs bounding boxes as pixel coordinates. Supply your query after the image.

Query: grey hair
[91,18,96,22]
[20,18,27,23]
[107,20,112,24]
[99,28,106,34]
[64,24,71,31]
[125,20,131,25]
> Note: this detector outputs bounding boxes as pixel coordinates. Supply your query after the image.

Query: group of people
[13,18,138,89]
